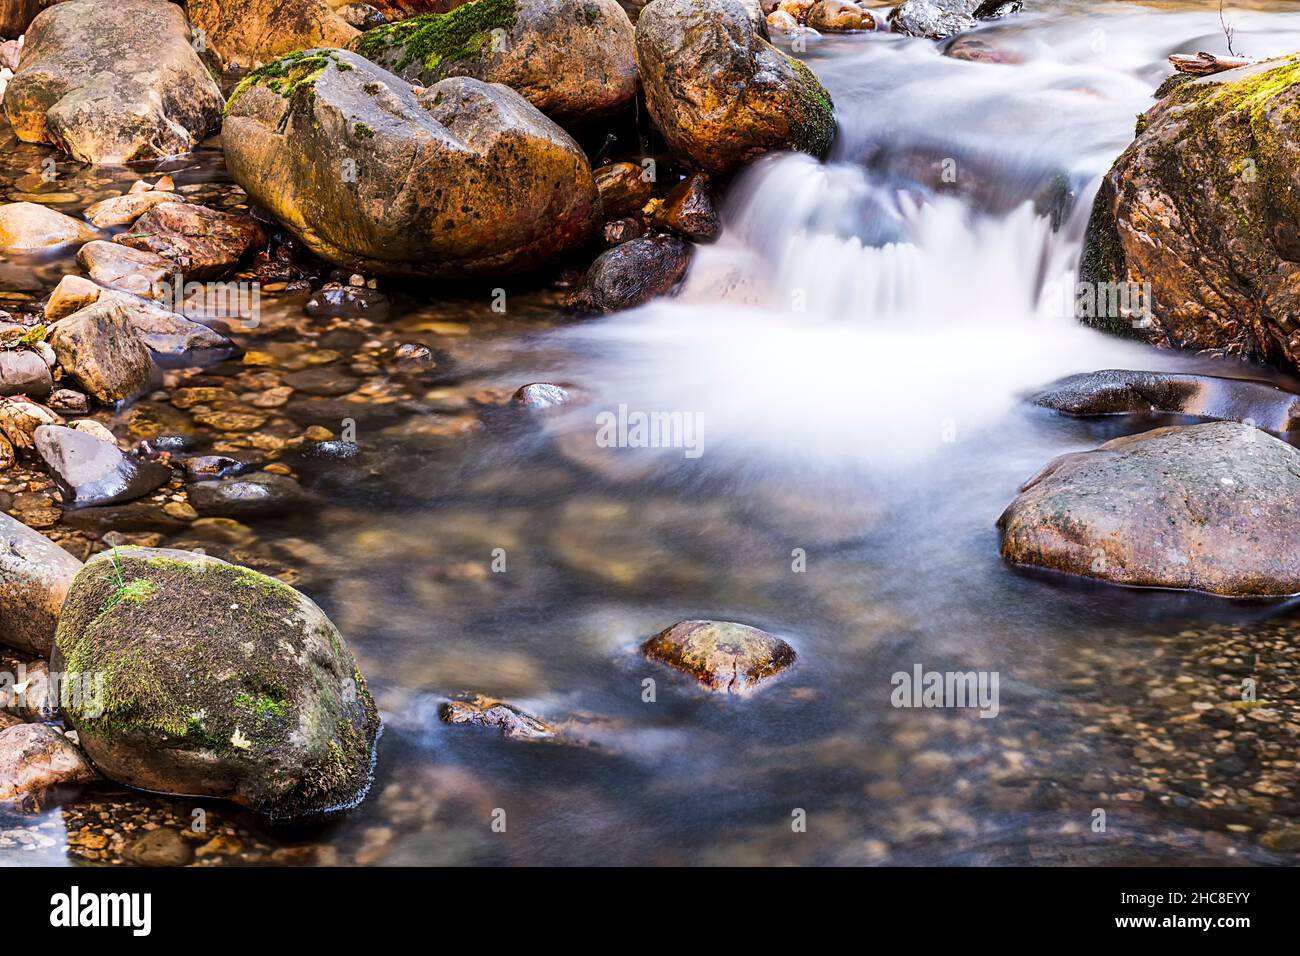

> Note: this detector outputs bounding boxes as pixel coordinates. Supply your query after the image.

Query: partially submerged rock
[77,241,179,299]
[440,693,555,739]
[113,203,266,281]
[189,472,306,519]
[34,425,173,509]
[0,511,82,655]
[3,0,224,163]
[652,173,721,242]
[1032,369,1300,432]
[0,724,98,801]
[351,0,638,122]
[222,50,600,278]
[84,191,185,229]
[47,298,154,404]
[889,0,1017,39]
[636,0,835,175]
[643,620,797,695]
[999,421,1300,596]
[51,547,381,819]
[579,235,690,312]
[0,202,98,252]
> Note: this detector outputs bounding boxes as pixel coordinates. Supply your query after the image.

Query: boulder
[579,235,690,312]
[889,0,1017,39]
[643,620,796,695]
[77,241,180,299]
[34,424,173,508]
[999,421,1300,596]
[51,547,381,819]
[0,348,53,399]
[3,0,224,164]
[0,724,98,800]
[0,202,98,252]
[635,0,835,175]
[186,0,359,66]
[0,510,82,655]
[222,50,599,278]
[1079,58,1300,371]
[113,202,266,281]
[47,298,155,404]
[350,0,637,122]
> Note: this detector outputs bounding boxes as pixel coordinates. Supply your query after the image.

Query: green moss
[350,0,518,83]
[353,122,375,139]
[223,49,353,129]
[784,54,836,160]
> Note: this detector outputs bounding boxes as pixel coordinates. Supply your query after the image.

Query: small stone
[440,694,555,740]
[84,191,184,229]
[124,828,193,866]
[512,382,581,410]
[188,472,305,519]
[44,275,102,322]
[0,202,98,252]
[0,349,54,399]
[48,298,155,404]
[594,161,653,220]
[652,173,721,242]
[642,620,797,695]
[579,236,691,312]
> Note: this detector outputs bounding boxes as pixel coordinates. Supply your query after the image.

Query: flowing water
[4,0,1300,866]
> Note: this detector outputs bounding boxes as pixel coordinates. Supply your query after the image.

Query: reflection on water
[4,0,1300,865]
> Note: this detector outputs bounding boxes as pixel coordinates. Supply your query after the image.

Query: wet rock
[83,191,185,229]
[47,298,154,404]
[1079,58,1300,370]
[187,0,360,65]
[512,382,580,410]
[0,511,82,655]
[0,724,98,800]
[604,217,645,245]
[113,298,238,363]
[3,0,223,164]
[299,440,361,461]
[392,342,436,374]
[807,0,875,31]
[652,173,721,242]
[579,236,690,312]
[46,388,89,415]
[77,240,178,299]
[67,419,117,445]
[223,50,600,279]
[643,620,797,695]
[766,9,798,33]
[189,471,306,519]
[636,0,835,175]
[34,424,172,508]
[51,547,380,820]
[1032,370,1300,432]
[124,828,193,867]
[113,203,266,281]
[999,421,1300,596]
[341,4,389,30]
[0,202,98,252]
[305,282,390,321]
[440,693,555,740]
[351,0,637,123]
[889,0,1015,39]
[0,395,60,451]
[943,34,1023,64]
[179,455,250,482]
[595,161,653,220]
[60,501,187,534]
[0,348,53,399]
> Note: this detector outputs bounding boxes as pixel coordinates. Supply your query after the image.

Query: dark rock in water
[113,203,266,282]
[643,620,797,695]
[440,694,555,740]
[149,434,199,454]
[999,421,1300,596]
[0,349,54,399]
[51,547,380,820]
[283,366,360,397]
[512,382,583,410]
[943,35,1024,65]
[34,424,172,508]
[392,342,436,374]
[890,0,1018,38]
[305,282,391,321]
[189,472,305,518]
[579,236,690,313]
[653,173,721,243]
[604,217,646,246]
[595,161,653,220]
[300,440,361,461]
[179,455,251,482]
[1032,370,1300,432]
[59,501,188,533]
[124,828,193,867]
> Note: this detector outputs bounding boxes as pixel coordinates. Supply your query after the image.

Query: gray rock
[0,511,82,655]
[189,471,305,519]
[34,424,172,508]
[889,0,1016,39]
[76,240,179,299]
[0,348,53,399]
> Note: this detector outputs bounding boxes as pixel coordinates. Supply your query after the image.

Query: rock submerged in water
[189,471,306,519]
[999,421,1300,596]
[3,0,224,164]
[351,0,638,123]
[636,0,835,175]
[643,620,797,695]
[222,49,600,278]
[1080,57,1300,369]
[0,511,83,656]
[51,547,381,820]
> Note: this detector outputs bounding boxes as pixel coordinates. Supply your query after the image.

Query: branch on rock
[1168,52,1259,76]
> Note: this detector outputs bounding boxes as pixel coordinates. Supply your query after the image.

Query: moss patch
[224,49,353,129]
[350,0,518,84]
[784,53,836,160]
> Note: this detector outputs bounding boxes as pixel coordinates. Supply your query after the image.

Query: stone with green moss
[51,547,380,820]
[1078,56,1300,368]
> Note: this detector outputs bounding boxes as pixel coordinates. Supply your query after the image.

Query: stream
[3,0,1300,866]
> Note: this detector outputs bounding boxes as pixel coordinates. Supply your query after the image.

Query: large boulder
[3,0,224,164]
[0,511,82,656]
[187,0,359,66]
[1080,58,1300,369]
[51,547,381,819]
[350,0,637,123]
[222,49,599,278]
[999,421,1300,596]
[635,0,835,175]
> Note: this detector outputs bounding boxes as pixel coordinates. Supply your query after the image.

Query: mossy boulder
[3,0,224,164]
[635,0,835,176]
[350,0,637,123]
[51,547,380,820]
[999,421,1300,596]
[222,49,599,278]
[1080,57,1300,368]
